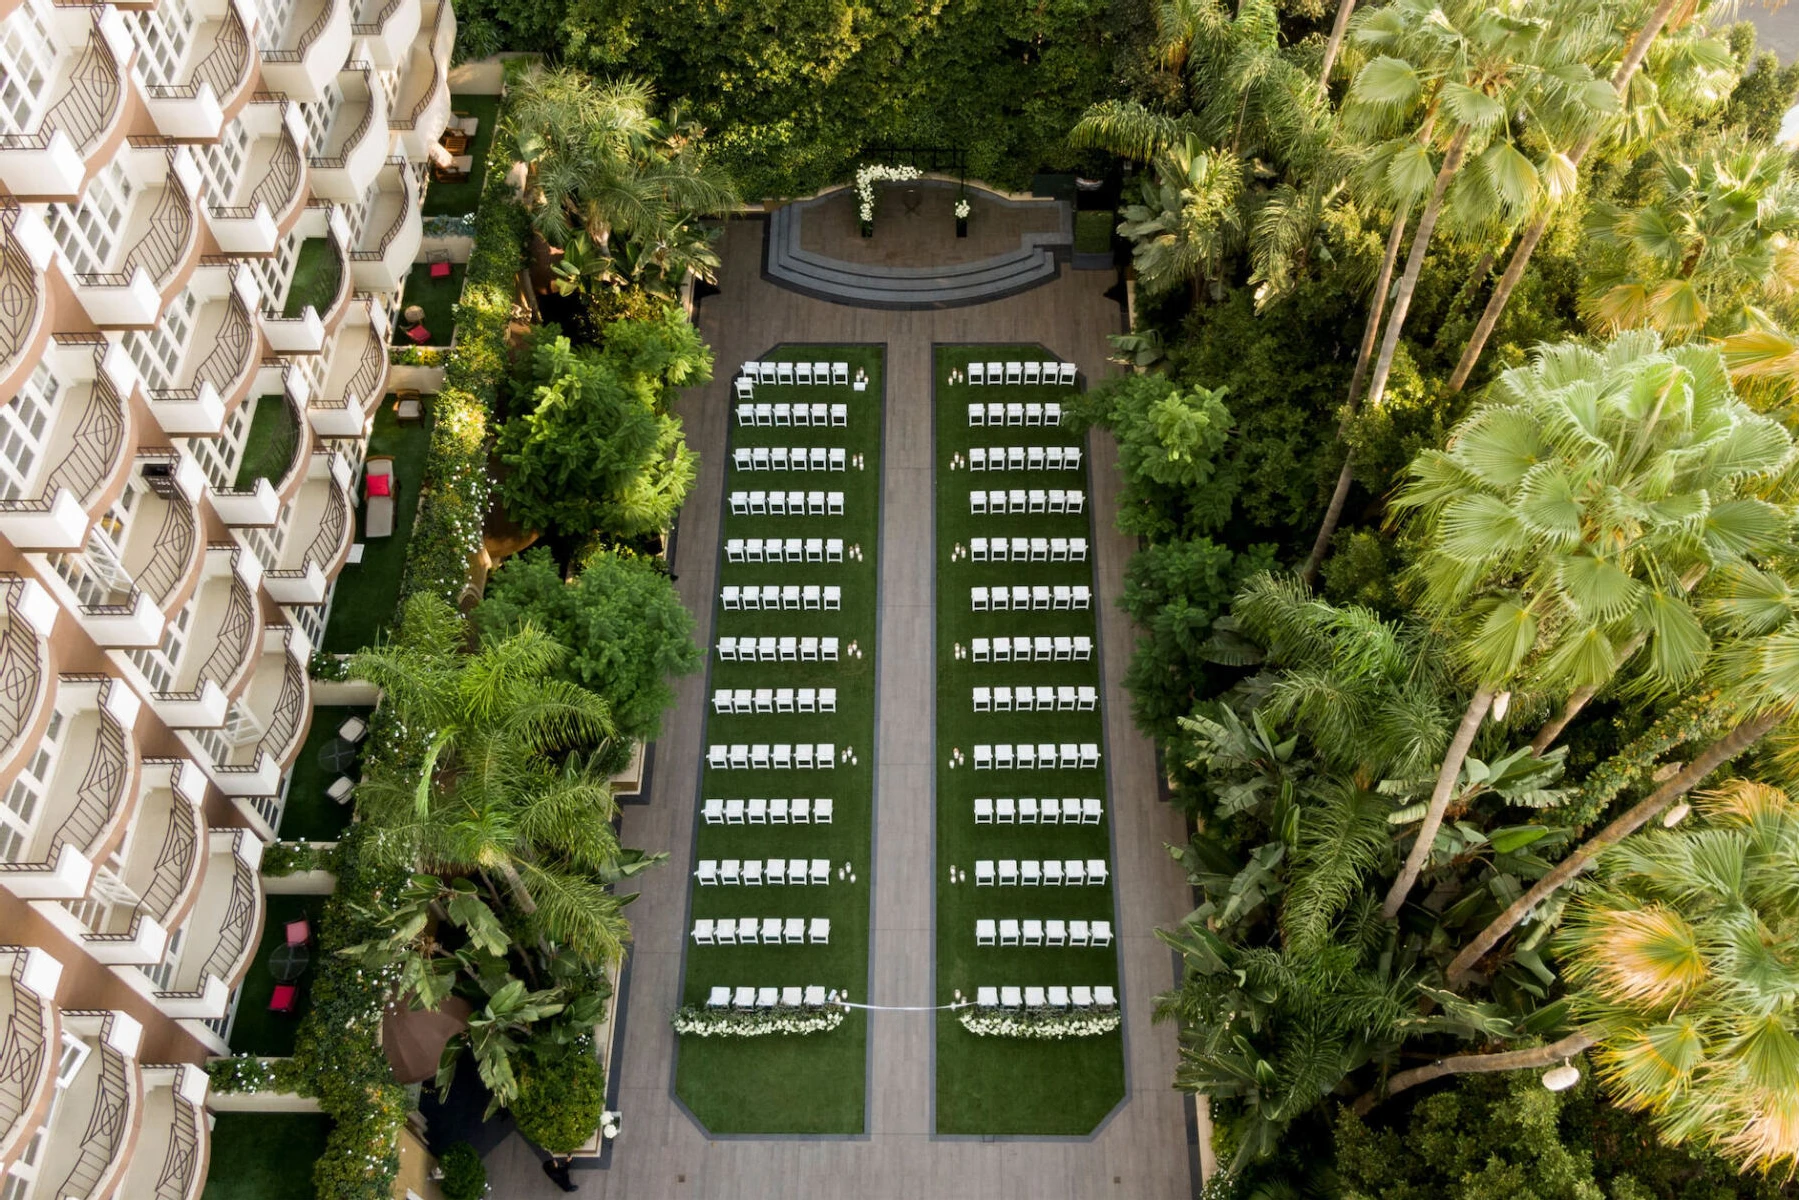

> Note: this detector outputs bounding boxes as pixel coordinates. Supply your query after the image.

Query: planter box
[418,234,473,263]
[388,363,447,393]
[310,679,381,706]
[262,868,339,895]
[1073,252,1115,271]
[206,1082,323,1113]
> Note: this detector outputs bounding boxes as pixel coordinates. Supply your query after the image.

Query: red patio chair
[405,324,431,344]
[269,983,298,1014]
[285,919,310,947]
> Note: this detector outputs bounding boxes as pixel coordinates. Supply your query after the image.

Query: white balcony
[257,0,352,102]
[136,546,264,728]
[17,1010,141,1200]
[208,389,311,527]
[0,9,133,201]
[118,1063,208,1200]
[349,160,421,291]
[386,1,451,161]
[307,65,388,202]
[66,147,204,329]
[0,344,133,549]
[263,457,354,602]
[203,102,308,256]
[310,304,389,438]
[0,676,138,901]
[259,214,352,353]
[0,202,55,397]
[351,0,420,70]
[0,576,59,779]
[145,270,262,437]
[139,829,261,1021]
[185,627,309,806]
[0,946,63,1167]
[136,0,255,141]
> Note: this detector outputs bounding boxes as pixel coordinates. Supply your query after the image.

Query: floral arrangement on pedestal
[672,1004,847,1037]
[854,163,922,234]
[954,195,971,238]
[958,1007,1121,1039]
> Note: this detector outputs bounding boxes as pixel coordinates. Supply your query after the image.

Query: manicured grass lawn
[202,1112,332,1200]
[283,237,342,317]
[277,704,372,841]
[233,395,300,491]
[932,345,1125,1135]
[422,93,501,217]
[226,892,330,1059]
[673,346,883,1134]
[320,401,432,653]
[1074,211,1114,255]
[391,261,465,347]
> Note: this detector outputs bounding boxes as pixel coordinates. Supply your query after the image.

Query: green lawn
[391,261,466,347]
[1074,211,1114,255]
[283,237,342,317]
[277,704,371,841]
[226,892,330,1059]
[933,345,1125,1135]
[233,395,301,491]
[320,401,432,653]
[202,1113,332,1200]
[422,93,501,217]
[673,346,883,1134]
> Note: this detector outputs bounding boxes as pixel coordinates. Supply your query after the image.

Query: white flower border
[959,1007,1121,1040]
[672,1004,846,1038]
[955,197,971,220]
[855,163,923,224]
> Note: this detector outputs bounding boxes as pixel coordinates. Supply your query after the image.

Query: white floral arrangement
[958,1007,1121,1040]
[955,197,971,220]
[672,1004,846,1038]
[854,163,923,224]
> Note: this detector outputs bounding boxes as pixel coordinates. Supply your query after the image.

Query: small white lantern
[1542,1062,1581,1092]
[1662,803,1692,827]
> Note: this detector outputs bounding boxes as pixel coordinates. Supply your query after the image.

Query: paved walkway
[486,218,1199,1199]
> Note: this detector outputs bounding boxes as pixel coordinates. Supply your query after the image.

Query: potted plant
[955,196,970,238]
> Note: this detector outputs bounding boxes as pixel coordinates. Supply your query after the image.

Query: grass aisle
[673,346,883,1134]
[933,346,1125,1135]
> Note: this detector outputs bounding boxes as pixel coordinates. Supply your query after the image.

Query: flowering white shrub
[955,197,971,220]
[672,1004,846,1038]
[958,1007,1121,1040]
[854,164,923,224]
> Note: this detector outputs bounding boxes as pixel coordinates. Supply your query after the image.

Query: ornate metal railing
[261,0,334,63]
[195,298,253,397]
[79,168,194,291]
[389,37,443,130]
[349,163,413,261]
[0,578,45,759]
[47,699,126,860]
[143,6,249,103]
[0,202,39,368]
[0,952,51,1139]
[52,1039,130,1200]
[40,374,126,508]
[342,319,386,408]
[309,71,375,170]
[198,852,254,980]
[136,486,197,606]
[152,1091,200,1200]
[136,784,197,923]
[196,575,255,689]
[1,23,121,154]
[243,125,301,217]
[351,0,402,35]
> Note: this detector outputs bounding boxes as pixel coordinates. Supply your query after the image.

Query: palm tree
[1317,0,1357,100]
[1554,780,1799,1173]
[1380,332,1796,918]
[1117,135,1245,301]
[1581,137,1799,338]
[350,594,649,968]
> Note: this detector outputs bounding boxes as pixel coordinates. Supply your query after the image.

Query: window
[252,0,297,54]
[202,118,250,199]
[130,599,190,692]
[0,363,56,499]
[0,0,56,134]
[127,289,199,394]
[129,0,196,89]
[45,161,134,277]
[0,708,63,856]
[299,81,340,151]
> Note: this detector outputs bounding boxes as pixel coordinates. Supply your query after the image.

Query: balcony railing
[51,1030,133,1200]
[42,371,128,509]
[350,158,414,263]
[198,573,255,689]
[135,483,198,608]
[344,321,386,408]
[0,950,55,1150]
[262,0,334,63]
[248,125,302,216]
[352,0,403,35]
[308,68,375,170]
[47,684,129,864]
[0,21,122,156]
[142,6,250,105]
[147,297,254,413]
[136,779,199,924]
[0,578,47,759]
[79,167,194,293]
[152,1090,201,1200]
[0,202,40,368]
[198,852,256,981]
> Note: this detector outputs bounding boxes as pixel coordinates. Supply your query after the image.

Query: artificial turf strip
[673,346,883,1135]
[421,93,500,217]
[226,892,330,1058]
[200,1113,332,1200]
[932,346,1125,1136]
[277,704,372,842]
[319,401,432,653]
[390,261,466,347]
[232,394,299,491]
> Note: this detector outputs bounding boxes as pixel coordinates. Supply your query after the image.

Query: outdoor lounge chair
[395,390,423,423]
[285,920,311,946]
[269,983,298,1014]
[363,457,397,538]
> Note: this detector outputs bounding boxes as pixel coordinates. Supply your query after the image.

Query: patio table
[318,737,358,773]
[270,943,310,982]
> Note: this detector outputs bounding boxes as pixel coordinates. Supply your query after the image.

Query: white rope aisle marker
[829,1001,974,1011]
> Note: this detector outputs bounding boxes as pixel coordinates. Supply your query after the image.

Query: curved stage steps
[762,186,1073,310]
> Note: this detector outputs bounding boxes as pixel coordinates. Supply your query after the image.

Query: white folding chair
[976,919,996,946]
[968,403,984,427]
[999,919,1020,946]
[814,797,833,823]
[696,860,719,885]
[703,798,724,824]
[974,797,994,824]
[809,918,830,944]
[1023,361,1041,385]
[996,797,1016,824]
[796,361,813,385]
[832,362,849,385]
[969,362,986,385]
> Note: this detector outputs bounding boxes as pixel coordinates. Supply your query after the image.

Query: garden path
[484,216,1203,1198]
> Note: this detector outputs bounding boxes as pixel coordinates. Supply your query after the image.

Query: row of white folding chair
[968,401,1063,428]
[971,489,1085,515]
[736,402,848,428]
[713,687,837,715]
[967,361,1076,386]
[722,585,841,611]
[971,536,1088,563]
[969,446,1082,472]
[976,919,1114,947]
[694,917,831,945]
[726,537,843,562]
[731,491,845,517]
[696,858,832,885]
[742,361,850,386]
[716,635,841,662]
[973,858,1110,886]
[707,743,836,770]
[705,985,832,1009]
[971,636,1093,663]
[973,743,1101,770]
[976,985,1117,1010]
[975,796,1103,824]
[972,585,1090,612]
[703,797,835,824]
[973,686,1097,713]
[732,447,847,472]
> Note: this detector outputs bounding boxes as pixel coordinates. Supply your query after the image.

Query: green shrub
[259,841,338,877]
[438,1143,487,1200]
[510,1041,606,1154]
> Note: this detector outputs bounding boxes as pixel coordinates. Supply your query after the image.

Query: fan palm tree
[1581,137,1799,338]
[350,594,648,968]
[1381,332,1797,918]
[1555,780,1799,1173]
